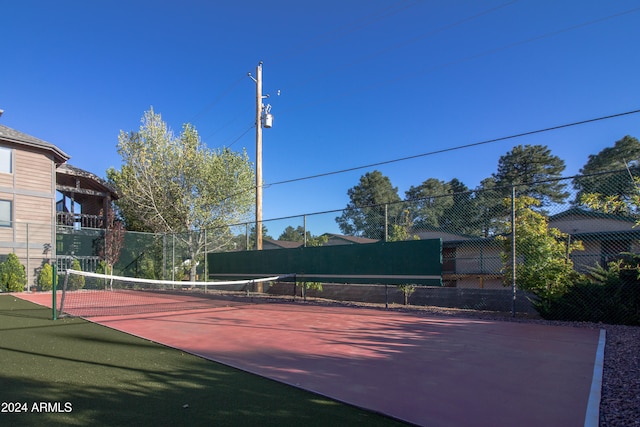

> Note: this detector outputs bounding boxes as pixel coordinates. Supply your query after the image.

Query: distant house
[431,207,640,289]
[0,124,118,287]
[322,233,378,246]
[261,233,377,250]
[548,208,640,272]
[262,238,304,250]
[415,227,503,289]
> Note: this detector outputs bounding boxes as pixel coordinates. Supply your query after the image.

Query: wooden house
[0,124,117,287]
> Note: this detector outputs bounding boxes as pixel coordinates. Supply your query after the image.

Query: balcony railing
[56,212,105,229]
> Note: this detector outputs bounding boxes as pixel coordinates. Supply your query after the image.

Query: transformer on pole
[248,61,276,250]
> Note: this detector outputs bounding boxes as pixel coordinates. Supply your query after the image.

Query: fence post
[384,204,389,242]
[52,263,57,320]
[303,215,307,247]
[172,233,175,282]
[511,186,517,317]
[162,233,166,281]
[26,222,30,292]
[204,228,208,284]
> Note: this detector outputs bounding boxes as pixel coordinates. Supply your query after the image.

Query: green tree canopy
[404,178,453,229]
[278,226,329,247]
[0,253,26,292]
[335,170,401,239]
[278,226,308,242]
[439,179,480,236]
[573,135,640,213]
[493,144,568,206]
[247,225,272,250]
[499,196,583,313]
[37,263,53,291]
[67,259,85,291]
[473,177,509,237]
[107,108,255,279]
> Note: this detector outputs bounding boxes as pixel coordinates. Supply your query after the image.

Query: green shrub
[67,259,85,290]
[37,263,53,291]
[536,254,640,325]
[296,281,322,300]
[397,284,416,305]
[1,253,27,292]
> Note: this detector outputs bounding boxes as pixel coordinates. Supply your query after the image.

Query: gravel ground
[251,294,640,427]
[599,324,640,427]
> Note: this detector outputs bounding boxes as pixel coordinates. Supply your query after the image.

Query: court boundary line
[584,328,606,427]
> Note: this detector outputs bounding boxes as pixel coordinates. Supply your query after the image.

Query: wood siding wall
[0,144,56,287]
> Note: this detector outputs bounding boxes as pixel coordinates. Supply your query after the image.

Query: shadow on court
[80,301,602,427]
[0,295,406,427]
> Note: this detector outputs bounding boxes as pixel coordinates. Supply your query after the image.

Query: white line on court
[584,329,606,427]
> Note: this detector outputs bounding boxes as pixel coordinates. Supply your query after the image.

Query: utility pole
[255,62,263,250]
[249,61,273,250]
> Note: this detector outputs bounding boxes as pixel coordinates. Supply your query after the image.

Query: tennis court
[18,289,604,427]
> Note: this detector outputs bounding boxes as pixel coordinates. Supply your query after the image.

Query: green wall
[207,239,442,286]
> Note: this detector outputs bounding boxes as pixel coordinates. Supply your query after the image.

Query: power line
[190,3,422,144]
[187,75,245,124]
[226,124,255,148]
[202,114,248,143]
[216,168,638,230]
[265,109,640,187]
[213,108,640,205]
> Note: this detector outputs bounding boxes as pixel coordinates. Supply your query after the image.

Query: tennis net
[56,269,292,318]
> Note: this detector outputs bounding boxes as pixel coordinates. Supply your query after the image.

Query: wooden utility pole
[255,62,263,250]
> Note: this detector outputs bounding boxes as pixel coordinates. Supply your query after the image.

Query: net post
[52,264,57,320]
[58,269,70,318]
[292,275,297,302]
[385,284,389,309]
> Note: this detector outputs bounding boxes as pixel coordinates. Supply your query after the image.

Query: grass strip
[0,295,407,426]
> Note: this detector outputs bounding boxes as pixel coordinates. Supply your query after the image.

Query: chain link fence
[0,221,55,291]
[1,171,638,324]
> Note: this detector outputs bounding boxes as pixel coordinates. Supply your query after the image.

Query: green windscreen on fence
[207,239,442,286]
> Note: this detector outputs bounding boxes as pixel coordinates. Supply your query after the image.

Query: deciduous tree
[108,108,255,280]
[499,196,583,313]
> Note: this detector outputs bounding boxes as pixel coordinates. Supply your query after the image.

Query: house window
[442,247,456,273]
[0,200,12,227]
[0,147,12,174]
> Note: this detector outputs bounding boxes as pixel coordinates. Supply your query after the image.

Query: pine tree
[494,144,568,206]
[336,170,401,239]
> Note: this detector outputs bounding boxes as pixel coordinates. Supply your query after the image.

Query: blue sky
[2,1,639,236]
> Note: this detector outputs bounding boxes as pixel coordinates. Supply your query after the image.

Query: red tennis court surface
[19,293,602,427]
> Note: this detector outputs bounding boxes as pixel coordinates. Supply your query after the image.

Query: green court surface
[0,295,406,426]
